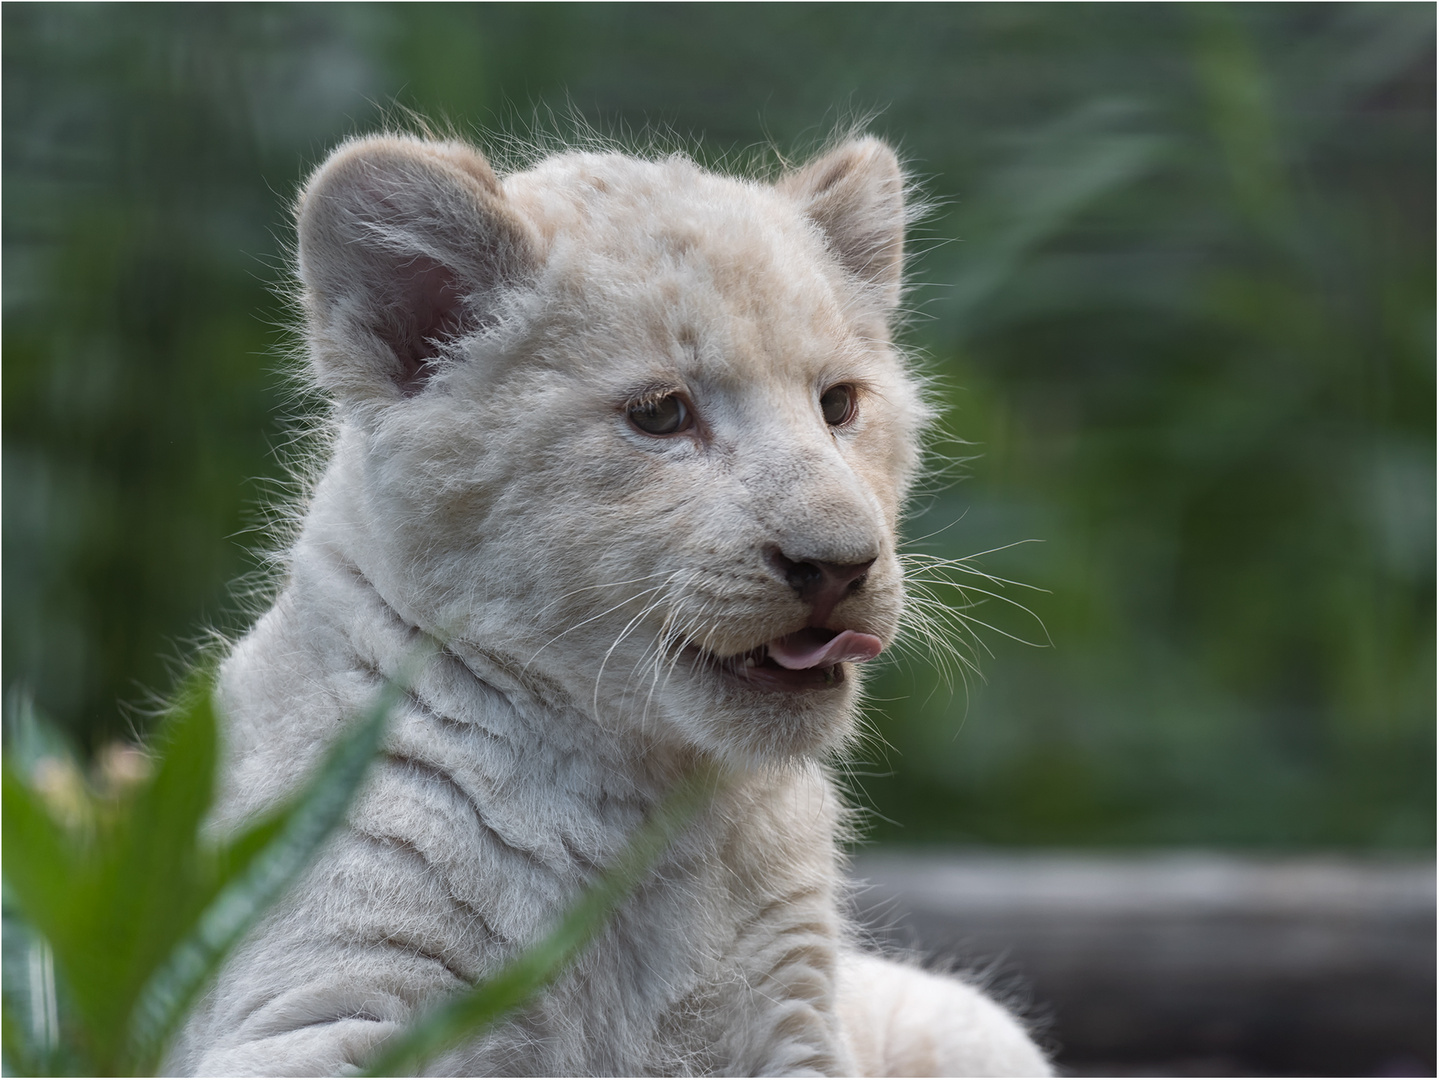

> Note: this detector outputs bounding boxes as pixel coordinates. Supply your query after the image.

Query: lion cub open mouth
[712,628,885,692]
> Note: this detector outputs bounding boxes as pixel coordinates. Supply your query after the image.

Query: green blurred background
[4,3,1433,852]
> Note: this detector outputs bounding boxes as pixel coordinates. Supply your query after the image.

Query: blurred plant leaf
[1190,4,1294,248]
[2,663,410,1075]
[945,101,1168,335]
[0,773,78,944]
[1281,4,1437,134]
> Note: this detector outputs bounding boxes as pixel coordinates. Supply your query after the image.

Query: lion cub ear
[296,135,539,404]
[777,137,906,313]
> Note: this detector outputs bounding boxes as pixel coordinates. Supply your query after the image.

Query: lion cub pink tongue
[767,628,884,670]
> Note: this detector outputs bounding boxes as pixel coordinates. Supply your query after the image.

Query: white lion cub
[173,131,1050,1076]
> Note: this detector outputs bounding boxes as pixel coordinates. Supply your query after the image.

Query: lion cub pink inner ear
[295,135,539,403]
[777,137,907,311]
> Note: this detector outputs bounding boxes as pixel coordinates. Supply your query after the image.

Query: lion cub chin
[172,132,1050,1077]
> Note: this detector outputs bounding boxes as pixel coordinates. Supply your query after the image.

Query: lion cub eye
[819,384,857,427]
[628,393,692,436]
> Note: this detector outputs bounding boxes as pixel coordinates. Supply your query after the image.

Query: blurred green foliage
[3,4,1433,849]
[1,675,712,1075]
[2,677,394,1074]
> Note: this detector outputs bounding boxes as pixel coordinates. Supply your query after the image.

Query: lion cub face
[296,134,925,762]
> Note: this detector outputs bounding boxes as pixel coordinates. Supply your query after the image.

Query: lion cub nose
[767,548,876,624]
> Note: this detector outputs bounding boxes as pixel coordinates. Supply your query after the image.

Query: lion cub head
[295,132,927,763]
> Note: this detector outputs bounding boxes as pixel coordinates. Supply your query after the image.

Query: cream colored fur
[171,132,1050,1077]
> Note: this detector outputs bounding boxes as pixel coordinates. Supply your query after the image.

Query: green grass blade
[361,765,719,1077]
[0,768,80,964]
[123,676,403,1072]
[4,678,228,1071]
[86,684,220,1050]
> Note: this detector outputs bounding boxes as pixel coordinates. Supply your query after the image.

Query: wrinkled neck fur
[290,442,692,786]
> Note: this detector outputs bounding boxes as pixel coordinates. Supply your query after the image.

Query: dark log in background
[849,852,1436,1078]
